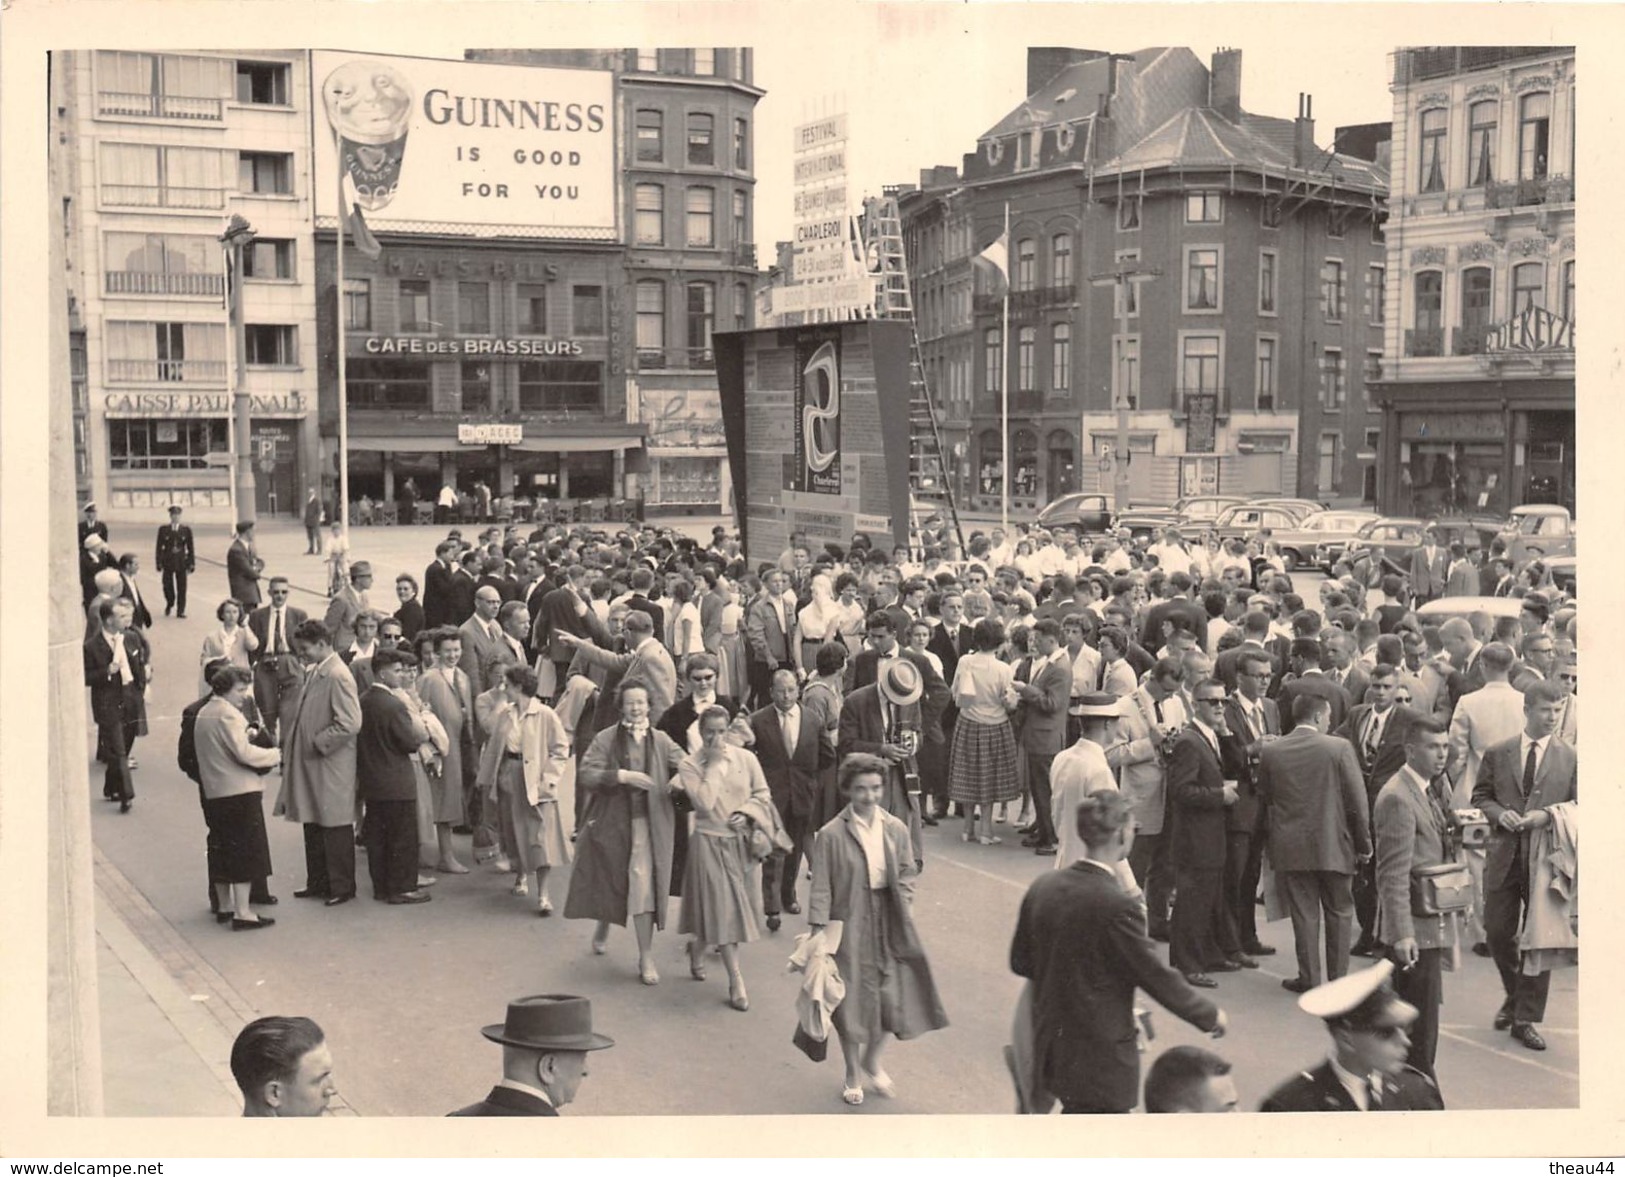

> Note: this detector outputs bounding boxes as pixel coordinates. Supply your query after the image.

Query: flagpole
[335,136,350,546]
[1000,201,1010,534]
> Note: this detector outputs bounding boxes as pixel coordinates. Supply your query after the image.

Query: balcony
[1395,46,1560,84]
[96,90,224,121]
[685,346,716,370]
[733,243,757,268]
[1484,175,1573,210]
[101,184,227,211]
[1171,387,1232,422]
[1405,328,1444,358]
[107,358,228,384]
[1452,327,1490,356]
[106,270,225,298]
[974,283,1076,316]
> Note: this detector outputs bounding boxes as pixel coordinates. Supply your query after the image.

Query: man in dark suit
[1259,694,1371,992]
[1214,611,1282,696]
[1015,619,1071,855]
[450,995,613,1116]
[84,598,150,811]
[533,564,606,699]
[1167,680,1248,987]
[1220,649,1280,957]
[154,504,196,618]
[246,576,308,742]
[78,501,109,551]
[751,669,823,928]
[838,659,929,866]
[1324,630,1369,709]
[1277,638,1353,734]
[1011,790,1226,1114]
[116,553,154,631]
[358,649,432,904]
[624,566,666,639]
[447,550,481,627]
[1472,682,1577,1052]
[926,590,973,685]
[1260,960,1444,1112]
[1140,572,1208,655]
[1373,717,1460,1081]
[1336,664,1422,956]
[1408,526,1449,607]
[844,611,950,787]
[746,568,795,708]
[302,486,325,554]
[226,521,263,609]
[421,540,460,630]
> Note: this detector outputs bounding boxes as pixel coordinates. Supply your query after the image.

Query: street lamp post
[1090,263,1159,515]
[220,214,258,524]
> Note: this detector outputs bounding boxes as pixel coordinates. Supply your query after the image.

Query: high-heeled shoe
[727,978,749,1011]
[639,961,660,985]
[841,1084,864,1106]
[591,936,609,955]
[866,1069,896,1098]
[536,897,553,917]
[688,942,707,981]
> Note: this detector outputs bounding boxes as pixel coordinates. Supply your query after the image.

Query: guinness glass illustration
[323,60,414,210]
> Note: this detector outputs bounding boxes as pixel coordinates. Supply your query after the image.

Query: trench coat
[563,723,684,929]
[808,804,949,1043]
[273,653,361,828]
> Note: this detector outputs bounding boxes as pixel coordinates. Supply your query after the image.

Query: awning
[346,437,454,453]
[647,446,728,459]
[511,436,643,453]
[346,436,645,454]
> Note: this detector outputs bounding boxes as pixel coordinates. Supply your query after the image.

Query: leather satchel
[1413,861,1473,916]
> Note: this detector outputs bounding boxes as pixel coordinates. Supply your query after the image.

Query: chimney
[1209,48,1242,121]
[1026,47,1106,96]
[1293,93,1316,167]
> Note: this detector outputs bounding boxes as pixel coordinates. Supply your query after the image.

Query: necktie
[1363,712,1381,765]
[1153,698,1164,724]
[110,635,132,685]
[782,710,797,757]
[1366,1078,1382,1110]
[273,609,285,655]
[1097,661,1107,690]
[1522,741,1538,797]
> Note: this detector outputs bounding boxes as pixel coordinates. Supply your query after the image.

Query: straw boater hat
[481,994,614,1053]
[877,658,923,708]
[1073,691,1127,719]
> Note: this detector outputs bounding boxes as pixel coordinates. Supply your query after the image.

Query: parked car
[1253,497,1330,517]
[1172,495,1249,529]
[1334,515,1499,572]
[1034,492,1114,536]
[1116,507,1185,542]
[1212,501,1321,543]
[1544,555,1577,599]
[1497,504,1576,562]
[1415,596,1525,627]
[1256,510,1380,571]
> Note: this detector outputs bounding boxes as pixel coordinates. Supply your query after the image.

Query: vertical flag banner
[321,59,415,212]
[974,231,1010,297]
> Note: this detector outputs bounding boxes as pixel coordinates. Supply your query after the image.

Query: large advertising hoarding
[312,50,616,239]
[716,320,915,564]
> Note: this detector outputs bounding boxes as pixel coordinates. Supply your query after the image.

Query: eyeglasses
[1559,674,1578,683]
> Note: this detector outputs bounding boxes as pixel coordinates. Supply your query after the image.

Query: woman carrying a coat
[564,676,685,985]
[809,752,949,1107]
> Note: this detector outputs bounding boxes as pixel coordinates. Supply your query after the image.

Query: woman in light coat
[198,598,259,697]
[195,666,281,928]
[564,677,685,984]
[809,753,948,1106]
[477,664,573,915]
[415,628,471,873]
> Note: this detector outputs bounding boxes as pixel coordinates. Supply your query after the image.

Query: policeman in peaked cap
[1259,960,1444,1112]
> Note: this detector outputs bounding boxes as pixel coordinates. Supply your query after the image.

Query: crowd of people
[80,497,1578,1113]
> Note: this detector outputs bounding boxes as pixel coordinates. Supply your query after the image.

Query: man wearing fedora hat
[450,994,614,1116]
[1259,960,1444,1111]
[838,656,929,867]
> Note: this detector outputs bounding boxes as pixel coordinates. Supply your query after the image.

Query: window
[517,284,548,335]
[235,61,289,105]
[399,279,432,332]
[636,280,666,361]
[635,109,663,163]
[732,190,747,246]
[1014,238,1036,290]
[1562,259,1575,323]
[95,51,229,121]
[1367,264,1386,324]
[1116,251,1141,316]
[245,325,297,366]
[734,117,749,170]
[458,281,491,334]
[573,285,604,335]
[460,360,493,412]
[686,282,716,366]
[103,232,219,296]
[1181,334,1221,399]
[685,186,715,247]
[1415,271,1443,330]
[1256,336,1277,411]
[1051,233,1073,286]
[984,328,1002,393]
[634,183,665,245]
[1051,323,1071,392]
[1467,100,1498,186]
[343,279,371,331]
[1511,262,1544,314]
[238,151,292,195]
[1259,249,1278,314]
[104,321,225,383]
[1016,130,1037,171]
[242,238,293,280]
[518,360,602,412]
[1114,336,1140,409]
[1460,266,1493,351]
[1519,92,1550,180]
[99,143,228,209]
[1185,190,1222,223]
[687,112,715,166]
[1366,350,1384,393]
[347,358,431,409]
[1017,327,1036,391]
[635,49,659,71]
[1320,259,1345,321]
[108,418,227,469]
[735,281,751,331]
[1186,247,1220,311]
[693,49,715,76]
[1419,108,1447,193]
[1118,196,1141,231]
[1318,433,1341,495]
[1322,348,1345,409]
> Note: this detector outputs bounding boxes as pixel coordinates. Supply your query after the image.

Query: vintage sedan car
[1172,494,1249,529]
[1256,509,1381,571]
[1254,497,1330,517]
[1212,501,1321,543]
[1497,504,1576,563]
[1332,515,1499,572]
[1034,492,1114,536]
[1415,595,1525,626]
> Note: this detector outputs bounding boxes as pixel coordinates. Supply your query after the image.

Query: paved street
[87,519,1577,1115]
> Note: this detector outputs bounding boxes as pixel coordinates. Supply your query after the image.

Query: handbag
[746,821,775,863]
[1413,861,1473,916]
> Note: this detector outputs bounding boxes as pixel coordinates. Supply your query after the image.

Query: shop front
[636,380,730,516]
